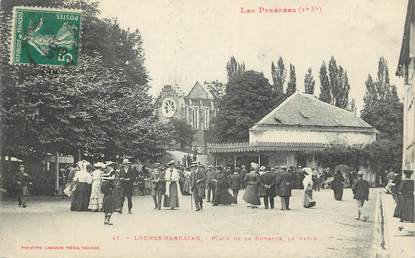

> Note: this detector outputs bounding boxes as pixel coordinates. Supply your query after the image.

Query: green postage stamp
[10,6,82,66]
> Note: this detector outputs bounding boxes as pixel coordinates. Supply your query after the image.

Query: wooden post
[234,155,237,169]
[55,152,59,194]
[258,153,261,166]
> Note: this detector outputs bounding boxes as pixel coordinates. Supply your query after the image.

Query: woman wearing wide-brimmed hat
[163,160,180,209]
[302,168,316,208]
[396,170,414,223]
[71,160,93,211]
[88,162,105,211]
[243,162,261,208]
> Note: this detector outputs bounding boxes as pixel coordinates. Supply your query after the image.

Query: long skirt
[88,181,103,210]
[333,187,343,200]
[71,182,90,211]
[304,189,316,208]
[101,182,114,214]
[214,186,234,205]
[399,194,414,222]
[243,184,261,205]
[163,182,179,208]
[112,184,124,211]
[182,178,190,195]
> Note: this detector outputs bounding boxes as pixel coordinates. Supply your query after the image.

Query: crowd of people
[11,158,413,227]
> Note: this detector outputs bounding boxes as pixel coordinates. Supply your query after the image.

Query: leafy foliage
[319,57,350,109]
[169,118,194,149]
[360,57,403,172]
[226,56,245,81]
[0,0,173,162]
[304,67,315,95]
[271,57,287,103]
[286,64,296,96]
[210,70,278,143]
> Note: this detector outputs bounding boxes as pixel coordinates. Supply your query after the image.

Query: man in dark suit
[190,162,207,211]
[275,166,293,210]
[118,159,137,214]
[239,165,248,189]
[260,167,276,209]
[230,168,242,204]
[206,165,216,202]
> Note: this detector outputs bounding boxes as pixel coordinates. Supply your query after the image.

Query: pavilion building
[207,92,378,168]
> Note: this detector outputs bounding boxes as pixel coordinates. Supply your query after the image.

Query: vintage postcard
[0,0,414,258]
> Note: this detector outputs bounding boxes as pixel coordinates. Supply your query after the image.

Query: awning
[207,142,330,154]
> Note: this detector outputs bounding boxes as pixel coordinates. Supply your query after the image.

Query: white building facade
[397,0,415,172]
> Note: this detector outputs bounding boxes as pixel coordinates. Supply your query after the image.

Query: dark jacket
[190,167,207,198]
[259,171,276,197]
[229,173,242,190]
[119,166,137,187]
[150,169,166,192]
[352,178,370,200]
[275,172,292,197]
[332,173,345,190]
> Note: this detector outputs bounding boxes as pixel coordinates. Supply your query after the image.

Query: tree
[226,56,245,81]
[319,62,331,103]
[204,80,225,100]
[319,57,350,109]
[334,66,350,109]
[347,98,357,115]
[0,0,173,161]
[286,64,296,96]
[211,70,278,143]
[304,68,315,94]
[271,57,286,96]
[360,57,403,173]
[169,118,194,150]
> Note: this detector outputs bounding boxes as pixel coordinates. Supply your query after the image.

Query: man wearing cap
[118,158,137,214]
[352,171,370,221]
[275,166,293,210]
[150,163,165,210]
[190,162,207,211]
[15,164,32,208]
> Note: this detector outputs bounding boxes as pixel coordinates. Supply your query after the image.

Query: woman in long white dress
[71,161,92,211]
[303,168,316,208]
[163,160,180,209]
[88,162,105,211]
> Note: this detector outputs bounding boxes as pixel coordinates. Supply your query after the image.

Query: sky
[98,0,408,110]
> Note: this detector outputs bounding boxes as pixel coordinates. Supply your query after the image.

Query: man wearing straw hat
[119,158,137,214]
[190,161,207,211]
[352,171,370,221]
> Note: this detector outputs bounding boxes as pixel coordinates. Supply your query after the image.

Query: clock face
[162,98,177,118]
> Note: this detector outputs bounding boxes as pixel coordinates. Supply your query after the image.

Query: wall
[403,56,415,171]
[249,127,376,146]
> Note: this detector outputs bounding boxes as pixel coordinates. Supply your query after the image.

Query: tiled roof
[253,92,374,129]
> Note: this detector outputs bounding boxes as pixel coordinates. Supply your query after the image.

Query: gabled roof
[396,0,414,76]
[252,92,374,130]
[186,81,214,100]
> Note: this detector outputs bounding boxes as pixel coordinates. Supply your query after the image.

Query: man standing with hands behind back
[190,162,207,211]
[117,158,137,214]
